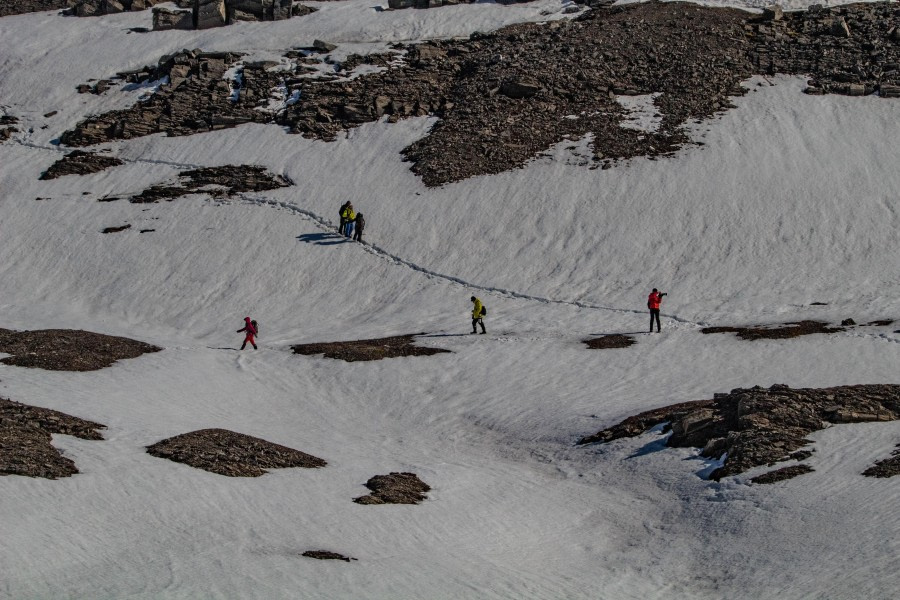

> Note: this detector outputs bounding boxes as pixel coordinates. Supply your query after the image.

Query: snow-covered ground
[1,2,899,599]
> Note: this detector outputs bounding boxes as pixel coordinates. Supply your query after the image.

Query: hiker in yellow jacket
[341,203,356,237]
[470,296,486,334]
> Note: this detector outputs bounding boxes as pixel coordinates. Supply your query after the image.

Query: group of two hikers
[467,289,668,337]
[237,290,667,349]
[338,202,365,242]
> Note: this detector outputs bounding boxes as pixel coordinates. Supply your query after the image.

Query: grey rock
[152,7,193,30]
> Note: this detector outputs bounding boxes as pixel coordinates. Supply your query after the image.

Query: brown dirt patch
[578,384,900,481]
[862,444,900,478]
[292,334,450,362]
[353,472,430,505]
[146,428,326,477]
[0,328,161,371]
[584,334,636,350]
[0,397,105,479]
[39,150,124,180]
[302,550,357,562]
[701,320,844,341]
[750,464,815,484]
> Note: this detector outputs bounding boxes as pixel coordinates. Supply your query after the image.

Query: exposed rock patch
[0,115,18,142]
[146,428,326,476]
[40,150,124,179]
[292,334,450,362]
[0,0,68,17]
[584,334,636,350]
[578,384,900,481]
[750,463,814,484]
[0,397,105,479]
[302,550,357,562]
[701,320,845,341]
[130,165,291,203]
[353,472,430,505]
[386,0,535,9]
[862,443,900,478]
[101,224,131,233]
[0,328,161,371]
[56,3,900,186]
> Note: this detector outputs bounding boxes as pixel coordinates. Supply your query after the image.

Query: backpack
[480,306,486,316]
[251,320,259,336]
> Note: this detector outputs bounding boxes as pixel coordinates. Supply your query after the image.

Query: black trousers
[649,309,661,332]
[472,318,486,333]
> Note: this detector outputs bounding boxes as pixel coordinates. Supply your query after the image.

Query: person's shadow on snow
[297,232,348,245]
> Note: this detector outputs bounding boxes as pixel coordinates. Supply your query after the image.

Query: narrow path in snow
[10,138,899,344]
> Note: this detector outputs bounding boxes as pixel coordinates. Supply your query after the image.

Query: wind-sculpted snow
[58,2,900,185]
[578,384,900,481]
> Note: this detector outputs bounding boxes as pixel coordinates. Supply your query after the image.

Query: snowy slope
[1,2,899,599]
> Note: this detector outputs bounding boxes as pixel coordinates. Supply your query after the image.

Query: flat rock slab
[701,320,844,341]
[0,397,105,479]
[40,150,124,180]
[292,334,450,362]
[130,165,291,203]
[584,334,636,350]
[353,472,430,505]
[863,444,900,478]
[578,384,900,481]
[750,464,814,484]
[0,328,161,371]
[302,550,357,562]
[146,428,326,477]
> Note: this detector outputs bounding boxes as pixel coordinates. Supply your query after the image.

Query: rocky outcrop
[353,472,431,505]
[292,334,451,362]
[148,429,326,476]
[584,334,636,350]
[128,165,292,203]
[578,384,900,481]
[863,443,900,477]
[0,115,18,143]
[386,0,535,9]
[0,327,161,371]
[701,320,845,341]
[0,397,106,479]
[60,3,900,186]
[195,0,226,29]
[39,150,124,179]
[302,550,357,562]
[152,6,193,30]
[0,0,68,17]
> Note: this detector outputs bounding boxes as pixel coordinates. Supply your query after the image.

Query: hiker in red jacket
[237,317,258,350]
[647,289,667,333]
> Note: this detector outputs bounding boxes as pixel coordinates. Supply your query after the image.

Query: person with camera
[647,288,667,333]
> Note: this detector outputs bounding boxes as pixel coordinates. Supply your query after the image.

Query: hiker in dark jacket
[353,213,365,242]
[237,317,258,350]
